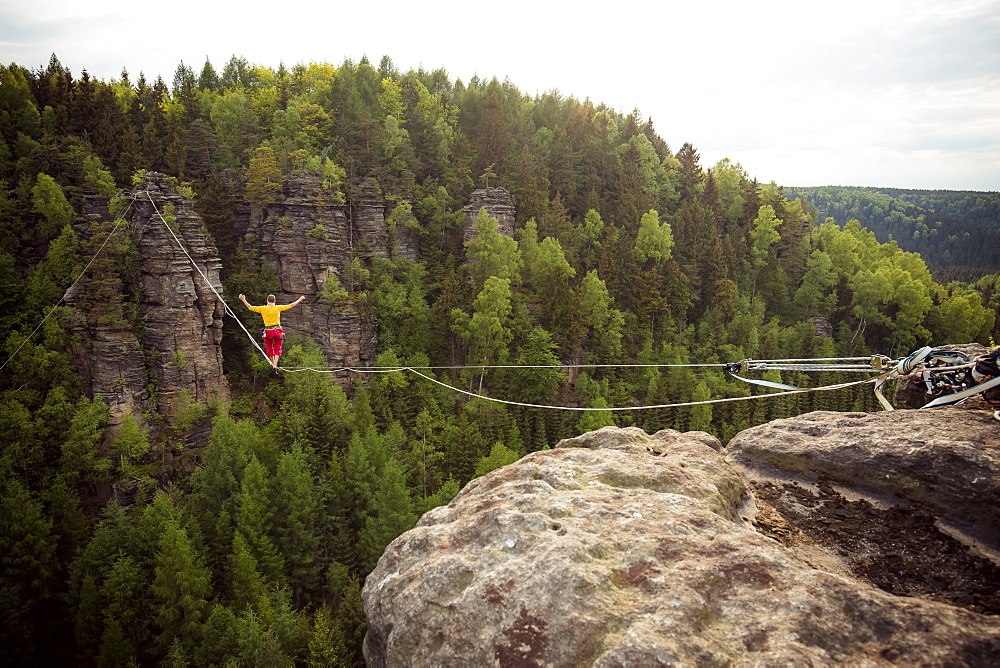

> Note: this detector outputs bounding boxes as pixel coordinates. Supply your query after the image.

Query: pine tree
[358,457,415,574]
[0,480,59,658]
[245,146,283,209]
[306,605,342,667]
[235,456,285,585]
[272,445,322,603]
[228,531,266,612]
[191,413,254,569]
[74,573,103,658]
[101,554,151,655]
[334,576,367,667]
[194,603,241,667]
[688,379,713,433]
[96,619,135,668]
[152,520,211,656]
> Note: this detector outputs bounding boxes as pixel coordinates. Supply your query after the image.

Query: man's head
[267,294,276,304]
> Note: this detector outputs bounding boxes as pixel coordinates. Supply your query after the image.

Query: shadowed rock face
[463,187,516,244]
[363,424,1000,666]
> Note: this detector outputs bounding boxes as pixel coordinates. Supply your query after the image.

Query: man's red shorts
[263,327,284,357]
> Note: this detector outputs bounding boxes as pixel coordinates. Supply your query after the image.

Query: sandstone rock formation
[350,177,419,262]
[67,172,229,427]
[244,174,376,368]
[463,186,516,244]
[363,424,1000,666]
[727,408,1000,614]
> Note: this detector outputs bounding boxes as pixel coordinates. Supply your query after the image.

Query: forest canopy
[1,53,998,665]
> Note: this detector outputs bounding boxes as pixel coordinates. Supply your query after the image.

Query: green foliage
[358,456,415,573]
[31,172,74,237]
[2,53,999,666]
[152,520,211,655]
[786,185,1000,280]
[246,146,283,208]
[474,441,521,477]
[60,396,111,483]
[112,414,150,475]
[750,204,782,269]
[466,208,521,290]
[634,209,674,264]
[172,388,208,434]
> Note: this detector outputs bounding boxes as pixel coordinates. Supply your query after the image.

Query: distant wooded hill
[784,186,1000,282]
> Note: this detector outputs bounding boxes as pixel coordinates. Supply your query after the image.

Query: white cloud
[0,0,996,190]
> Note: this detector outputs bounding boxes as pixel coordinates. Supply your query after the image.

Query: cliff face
[65,171,436,425]
[351,177,419,262]
[238,174,427,369]
[67,172,230,429]
[244,174,376,368]
[463,186,516,244]
[363,413,1000,666]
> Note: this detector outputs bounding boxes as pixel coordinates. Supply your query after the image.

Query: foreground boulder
[363,425,1000,666]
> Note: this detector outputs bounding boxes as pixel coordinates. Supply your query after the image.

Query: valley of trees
[784,186,1000,282]
[1,53,998,665]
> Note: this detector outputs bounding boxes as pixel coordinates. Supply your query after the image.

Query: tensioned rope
[142,187,997,414]
[401,366,878,411]
[0,198,135,373]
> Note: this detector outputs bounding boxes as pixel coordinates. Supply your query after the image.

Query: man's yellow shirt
[247,303,294,327]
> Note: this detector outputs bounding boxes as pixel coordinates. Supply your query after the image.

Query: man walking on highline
[239,293,305,369]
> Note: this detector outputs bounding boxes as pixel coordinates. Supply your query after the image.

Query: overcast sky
[2,0,997,191]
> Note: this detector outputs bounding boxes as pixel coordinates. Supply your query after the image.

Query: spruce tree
[191,413,253,570]
[334,575,367,667]
[152,520,211,656]
[272,445,322,602]
[235,456,285,584]
[101,554,151,655]
[194,603,241,666]
[228,531,266,612]
[0,480,59,657]
[306,604,342,667]
[358,457,415,574]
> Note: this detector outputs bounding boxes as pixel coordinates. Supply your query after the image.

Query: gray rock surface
[246,174,376,369]
[726,408,1000,549]
[363,425,1000,666]
[463,187,516,244]
[67,172,230,427]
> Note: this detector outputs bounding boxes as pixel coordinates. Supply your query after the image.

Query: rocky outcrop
[727,409,1000,615]
[245,174,376,368]
[463,186,516,244]
[350,177,419,261]
[67,172,229,427]
[727,409,1000,546]
[241,174,425,369]
[810,314,833,337]
[363,424,1000,666]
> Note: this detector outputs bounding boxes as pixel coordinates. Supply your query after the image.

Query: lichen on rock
[362,423,1000,666]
